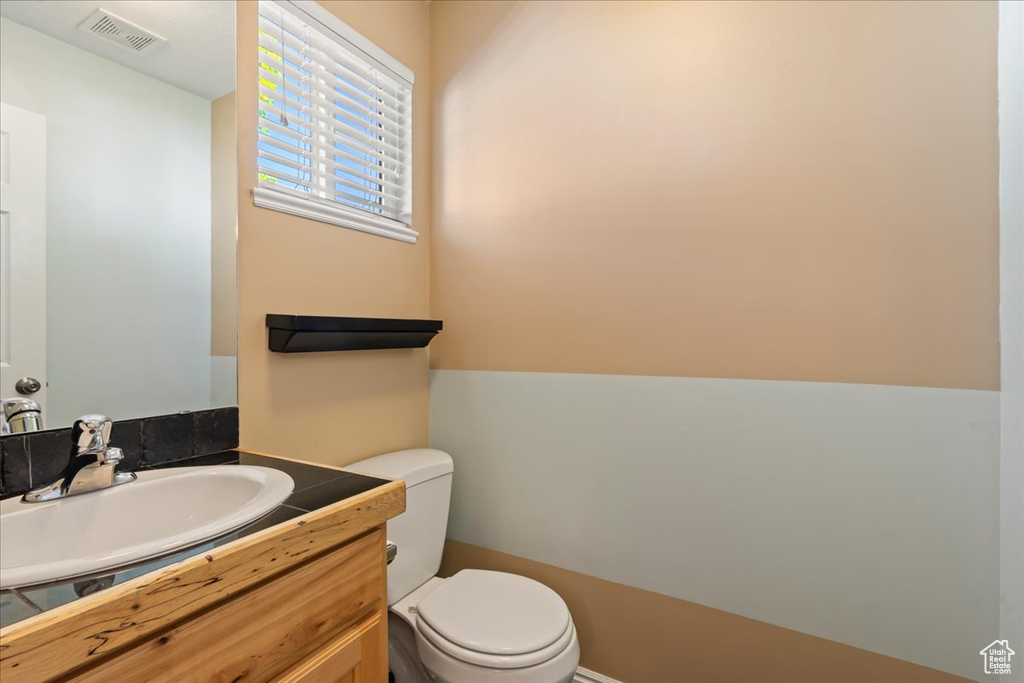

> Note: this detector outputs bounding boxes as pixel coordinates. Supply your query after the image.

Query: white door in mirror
[0,466,294,589]
[0,103,47,415]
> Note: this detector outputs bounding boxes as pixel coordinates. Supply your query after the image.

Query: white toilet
[345,449,580,683]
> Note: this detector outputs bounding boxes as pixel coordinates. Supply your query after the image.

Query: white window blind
[254,0,416,242]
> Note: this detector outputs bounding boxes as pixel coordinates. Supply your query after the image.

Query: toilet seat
[415,569,573,668]
[417,615,576,669]
[415,622,580,683]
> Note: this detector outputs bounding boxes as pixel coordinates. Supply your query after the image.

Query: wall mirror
[0,1,237,429]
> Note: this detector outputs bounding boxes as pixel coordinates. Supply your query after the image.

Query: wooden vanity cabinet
[0,480,404,683]
[69,528,389,683]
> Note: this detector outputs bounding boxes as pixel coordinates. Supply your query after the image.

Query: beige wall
[211,92,237,359]
[429,0,999,390]
[429,1,1001,680]
[441,540,972,683]
[236,0,431,466]
[234,0,1000,679]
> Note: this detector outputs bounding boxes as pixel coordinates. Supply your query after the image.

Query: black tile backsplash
[0,407,239,497]
[115,419,145,471]
[27,429,73,487]
[194,408,239,455]
[1,435,30,494]
[143,414,195,464]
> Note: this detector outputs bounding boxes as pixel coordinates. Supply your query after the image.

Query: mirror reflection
[0,1,237,430]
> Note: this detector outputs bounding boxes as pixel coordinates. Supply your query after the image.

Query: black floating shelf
[266,314,443,353]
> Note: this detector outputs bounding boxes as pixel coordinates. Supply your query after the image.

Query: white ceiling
[0,0,235,100]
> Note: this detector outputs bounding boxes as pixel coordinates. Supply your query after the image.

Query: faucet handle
[72,414,113,453]
[100,447,124,465]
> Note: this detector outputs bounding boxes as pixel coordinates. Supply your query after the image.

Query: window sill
[251,186,418,244]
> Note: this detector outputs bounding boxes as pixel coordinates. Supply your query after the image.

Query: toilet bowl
[392,573,580,683]
[345,449,579,683]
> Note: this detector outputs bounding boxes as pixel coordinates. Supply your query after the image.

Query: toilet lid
[416,569,571,656]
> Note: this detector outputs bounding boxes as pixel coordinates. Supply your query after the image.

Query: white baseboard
[574,666,622,683]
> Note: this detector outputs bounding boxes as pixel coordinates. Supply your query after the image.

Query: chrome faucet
[22,415,136,503]
[1,398,43,434]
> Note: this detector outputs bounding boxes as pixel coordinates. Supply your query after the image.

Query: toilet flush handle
[386,541,398,565]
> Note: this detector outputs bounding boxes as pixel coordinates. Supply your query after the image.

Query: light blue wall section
[430,369,1000,680]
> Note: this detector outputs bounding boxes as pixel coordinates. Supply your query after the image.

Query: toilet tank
[343,448,453,605]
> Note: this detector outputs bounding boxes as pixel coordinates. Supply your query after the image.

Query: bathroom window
[254,0,416,243]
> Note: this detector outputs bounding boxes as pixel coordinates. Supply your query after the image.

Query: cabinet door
[275,613,385,683]
[68,530,386,683]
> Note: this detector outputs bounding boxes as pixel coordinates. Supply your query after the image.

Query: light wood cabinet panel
[69,529,386,683]
[275,613,384,683]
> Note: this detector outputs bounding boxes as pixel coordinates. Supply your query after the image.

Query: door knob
[15,377,41,395]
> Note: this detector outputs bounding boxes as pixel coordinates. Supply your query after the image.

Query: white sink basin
[0,466,294,589]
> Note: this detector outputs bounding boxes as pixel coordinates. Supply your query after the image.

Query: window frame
[253,0,416,243]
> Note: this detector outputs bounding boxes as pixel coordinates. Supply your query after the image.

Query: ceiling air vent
[77,8,166,53]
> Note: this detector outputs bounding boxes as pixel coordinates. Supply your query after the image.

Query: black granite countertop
[0,451,390,629]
